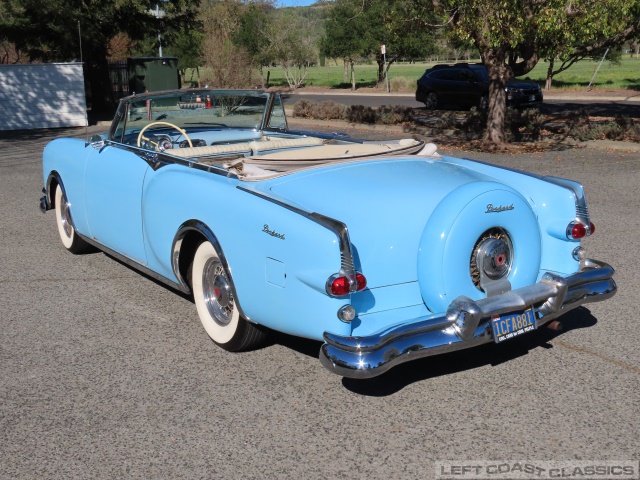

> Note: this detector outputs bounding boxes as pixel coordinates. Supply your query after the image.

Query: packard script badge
[263,224,285,240]
[486,204,515,213]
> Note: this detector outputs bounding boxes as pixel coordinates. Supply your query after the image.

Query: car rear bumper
[319,258,616,379]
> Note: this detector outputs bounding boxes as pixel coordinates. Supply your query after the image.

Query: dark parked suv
[416,63,543,110]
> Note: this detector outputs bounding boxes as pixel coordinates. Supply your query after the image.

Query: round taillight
[589,222,595,235]
[330,276,350,296]
[355,273,367,291]
[571,223,587,239]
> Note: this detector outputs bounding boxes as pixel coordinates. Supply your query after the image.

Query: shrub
[311,101,346,120]
[377,105,415,124]
[461,108,487,134]
[292,100,314,118]
[345,105,377,124]
[389,77,414,93]
[507,107,545,138]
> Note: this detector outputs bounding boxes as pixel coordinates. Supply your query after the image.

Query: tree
[321,0,366,90]
[536,2,640,90]
[269,8,319,89]
[0,0,200,111]
[409,0,640,149]
[321,0,436,89]
[233,1,276,88]
[200,0,254,88]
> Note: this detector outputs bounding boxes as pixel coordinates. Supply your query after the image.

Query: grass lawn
[258,57,640,92]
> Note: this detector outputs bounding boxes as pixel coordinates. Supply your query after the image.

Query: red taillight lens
[589,222,595,235]
[330,276,350,296]
[571,223,587,239]
[327,272,367,296]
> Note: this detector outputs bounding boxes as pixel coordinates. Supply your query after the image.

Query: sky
[277,0,317,6]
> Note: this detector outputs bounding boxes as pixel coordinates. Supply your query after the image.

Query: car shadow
[99,250,600,393]
[340,307,597,397]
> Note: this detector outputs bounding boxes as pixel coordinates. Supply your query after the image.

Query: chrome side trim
[237,186,358,292]
[76,233,189,294]
[171,220,250,320]
[102,140,234,177]
[320,259,616,379]
[453,157,590,229]
[543,176,590,227]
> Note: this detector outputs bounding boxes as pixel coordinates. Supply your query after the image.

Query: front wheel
[54,184,92,254]
[191,241,266,351]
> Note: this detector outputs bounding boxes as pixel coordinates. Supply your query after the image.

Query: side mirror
[86,134,105,150]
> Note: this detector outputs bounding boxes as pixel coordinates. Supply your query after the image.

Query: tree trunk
[482,51,509,148]
[545,58,554,91]
[376,56,384,87]
[350,60,356,91]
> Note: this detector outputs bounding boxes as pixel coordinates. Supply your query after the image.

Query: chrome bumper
[319,259,616,379]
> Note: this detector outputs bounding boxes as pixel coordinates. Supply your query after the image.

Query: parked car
[40,89,615,379]
[416,63,544,110]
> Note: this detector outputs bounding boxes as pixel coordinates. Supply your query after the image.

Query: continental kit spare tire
[417,181,542,314]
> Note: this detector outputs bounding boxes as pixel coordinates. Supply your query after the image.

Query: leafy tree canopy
[408,0,640,147]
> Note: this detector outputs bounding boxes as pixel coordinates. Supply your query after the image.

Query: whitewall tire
[54,184,91,254]
[191,241,266,351]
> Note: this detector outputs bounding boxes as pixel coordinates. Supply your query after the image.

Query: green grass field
[258,57,640,91]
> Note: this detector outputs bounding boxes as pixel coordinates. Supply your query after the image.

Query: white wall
[0,63,88,130]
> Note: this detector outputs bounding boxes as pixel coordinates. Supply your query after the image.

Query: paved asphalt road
[1,125,638,479]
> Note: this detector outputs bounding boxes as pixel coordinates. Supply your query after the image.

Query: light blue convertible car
[40,89,616,379]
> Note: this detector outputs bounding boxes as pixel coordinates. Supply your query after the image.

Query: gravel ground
[0,125,638,480]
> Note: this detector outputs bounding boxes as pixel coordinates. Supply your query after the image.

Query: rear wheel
[191,241,266,351]
[425,92,439,110]
[54,184,92,254]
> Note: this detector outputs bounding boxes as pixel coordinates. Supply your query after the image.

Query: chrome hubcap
[60,195,73,238]
[202,258,234,326]
[470,228,513,290]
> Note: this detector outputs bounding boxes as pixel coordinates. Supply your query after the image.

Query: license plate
[529,94,536,102]
[491,307,536,343]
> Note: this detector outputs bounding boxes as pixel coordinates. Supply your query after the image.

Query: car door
[84,142,150,265]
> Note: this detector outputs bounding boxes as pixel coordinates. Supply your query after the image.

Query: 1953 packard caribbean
[40,89,617,379]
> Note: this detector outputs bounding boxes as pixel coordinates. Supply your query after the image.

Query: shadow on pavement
[340,307,598,397]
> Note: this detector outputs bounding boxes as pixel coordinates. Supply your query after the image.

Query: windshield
[111,89,277,144]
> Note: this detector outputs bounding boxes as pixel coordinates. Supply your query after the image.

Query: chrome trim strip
[543,176,590,227]
[237,186,358,292]
[77,232,189,294]
[101,140,237,178]
[319,259,617,379]
[171,220,250,320]
[453,157,590,229]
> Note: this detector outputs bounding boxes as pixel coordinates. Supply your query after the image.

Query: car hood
[262,157,503,287]
[507,78,540,89]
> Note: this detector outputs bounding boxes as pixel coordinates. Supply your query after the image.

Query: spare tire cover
[417,182,541,313]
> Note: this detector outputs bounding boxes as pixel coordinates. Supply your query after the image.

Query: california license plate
[491,307,536,343]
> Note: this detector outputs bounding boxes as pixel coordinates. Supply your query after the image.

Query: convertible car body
[40,89,616,379]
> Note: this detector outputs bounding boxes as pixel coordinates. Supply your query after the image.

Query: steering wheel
[136,121,193,150]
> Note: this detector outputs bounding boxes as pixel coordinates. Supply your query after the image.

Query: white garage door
[0,63,88,130]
